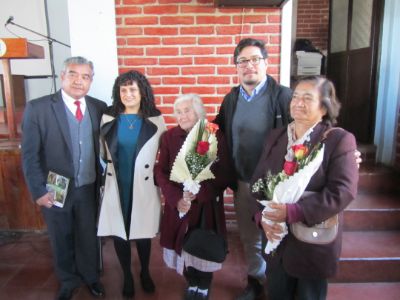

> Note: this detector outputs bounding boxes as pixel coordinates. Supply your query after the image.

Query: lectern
[0,38,44,139]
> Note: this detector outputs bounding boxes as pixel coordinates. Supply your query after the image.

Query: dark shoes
[122,274,134,298]
[235,276,264,300]
[140,271,155,293]
[87,282,105,297]
[184,287,198,300]
[56,287,76,300]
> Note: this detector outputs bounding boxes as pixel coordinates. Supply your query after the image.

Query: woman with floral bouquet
[251,76,359,300]
[154,94,234,300]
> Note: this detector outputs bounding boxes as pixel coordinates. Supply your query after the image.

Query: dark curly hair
[110,70,161,118]
[293,75,341,126]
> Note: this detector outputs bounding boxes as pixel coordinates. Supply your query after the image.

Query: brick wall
[115,0,283,127]
[296,0,329,53]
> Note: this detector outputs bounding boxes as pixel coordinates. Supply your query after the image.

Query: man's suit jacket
[22,90,107,202]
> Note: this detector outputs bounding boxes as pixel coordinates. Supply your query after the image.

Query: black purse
[182,197,228,263]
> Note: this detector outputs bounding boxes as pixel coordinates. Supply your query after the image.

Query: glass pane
[330,0,349,53]
[350,0,373,50]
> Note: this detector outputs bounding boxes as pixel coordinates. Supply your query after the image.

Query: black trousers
[266,259,327,300]
[184,266,213,290]
[42,183,99,289]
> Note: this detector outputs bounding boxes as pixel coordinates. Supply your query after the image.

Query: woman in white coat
[97,70,166,298]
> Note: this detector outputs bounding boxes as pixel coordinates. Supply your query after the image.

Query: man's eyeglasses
[236,57,265,68]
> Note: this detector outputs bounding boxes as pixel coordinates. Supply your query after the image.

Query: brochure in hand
[46,171,70,208]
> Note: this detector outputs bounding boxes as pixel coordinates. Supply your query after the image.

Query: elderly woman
[154,94,234,300]
[97,70,166,298]
[251,76,358,300]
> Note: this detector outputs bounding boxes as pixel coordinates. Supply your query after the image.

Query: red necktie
[74,100,83,122]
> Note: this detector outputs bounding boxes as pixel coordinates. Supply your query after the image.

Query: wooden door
[327,0,383,143]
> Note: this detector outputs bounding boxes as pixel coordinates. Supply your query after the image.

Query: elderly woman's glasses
[236,57,265,68]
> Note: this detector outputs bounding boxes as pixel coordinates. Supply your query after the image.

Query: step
[358,163,400,193]
[327,282,400,300]
[344,192,400,231]
[333,231,400,282]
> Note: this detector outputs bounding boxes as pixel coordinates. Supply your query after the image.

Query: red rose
[283,160,298,176]
[292,144,308,160]
[196,141,210,155]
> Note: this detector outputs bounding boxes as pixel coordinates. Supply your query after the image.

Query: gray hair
[62,56,94,74]
[173,94,206,119]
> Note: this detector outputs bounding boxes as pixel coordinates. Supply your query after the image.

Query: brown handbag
[290,214,338,244]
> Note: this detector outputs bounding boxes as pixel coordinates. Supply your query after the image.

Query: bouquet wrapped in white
[253,142,325,254]
[170,119,219,217]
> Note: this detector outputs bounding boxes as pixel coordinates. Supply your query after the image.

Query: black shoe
[56,287,76,300]
[87,282,105,297]
[183,287,197,300]
[235,276,263,300]
[122,274,134,298]
[140,271,155,293]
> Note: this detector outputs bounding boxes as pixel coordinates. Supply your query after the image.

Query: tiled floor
[1,227,400,300]
[0,225,254,300]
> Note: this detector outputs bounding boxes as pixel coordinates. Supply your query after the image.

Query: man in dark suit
[21,56,107,300]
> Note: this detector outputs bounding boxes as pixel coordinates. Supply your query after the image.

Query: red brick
[115,7,141,14]
[253,25,281,34]
[127,37,160,45]
[148,77,161,85]
[217,66,236,75]
[216,46,235,55]
[182,86,215,94]
[198,37,232,45]
[217,86,233,95]
[122,0,155,4]
[147,67,179,76]
[119,67,145,74]
[153,86,180,94]
[197,76,230,85]
[125,16,158,25]
[267,46,280,54]
[124,57,158,66]
[159,0,191,3]
[195,57,230,65]
[118,48,144,56]
[232,15,266,24]
[144,27,178,35]
[159,106,175,115]
[270,35,281,44]
[182,66,215,75]
[143,5,179,14]
[180,26,215,35]
[117,38,127,46]
[161,96,179,105]
[160,16,194,25]
[163,37,196,45]
[268,15,281,23]
[181,47,214,55]
[146,47,179,56]
[201,96,223,105]
[159,57,193,65]
[197,16,231,24]
[216,25,251,35]
[181,5,216,14]
[163,77,196,85]
[117,27,143,36]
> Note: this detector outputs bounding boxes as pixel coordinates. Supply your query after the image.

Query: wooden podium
[0,38,44,139]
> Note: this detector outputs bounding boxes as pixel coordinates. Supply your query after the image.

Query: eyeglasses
[236,57,265,68]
